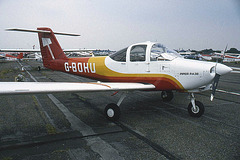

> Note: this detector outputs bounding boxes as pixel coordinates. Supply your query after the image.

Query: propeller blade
[210,74,220,101]
[222,44,228,63]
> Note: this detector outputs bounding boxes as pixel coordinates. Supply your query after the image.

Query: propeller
[210,45,231,101]
[221,44,228,63]
[210,72,220,101]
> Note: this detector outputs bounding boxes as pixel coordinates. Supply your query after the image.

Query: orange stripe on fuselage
[63,56,184,91]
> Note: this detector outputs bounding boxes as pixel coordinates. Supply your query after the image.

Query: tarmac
[0,60,239,160]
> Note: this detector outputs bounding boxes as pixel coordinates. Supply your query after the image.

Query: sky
[0,0,240,51]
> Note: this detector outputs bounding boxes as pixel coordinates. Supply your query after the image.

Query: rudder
[17,53,23,59]
[37,27,68,67]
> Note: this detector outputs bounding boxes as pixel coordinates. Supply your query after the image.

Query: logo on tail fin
[42,38,55,60]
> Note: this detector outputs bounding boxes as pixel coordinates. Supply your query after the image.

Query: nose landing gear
[161,91,174,102]
[187,93,205,117]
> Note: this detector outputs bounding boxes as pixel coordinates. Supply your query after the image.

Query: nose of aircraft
[216,63,232,75]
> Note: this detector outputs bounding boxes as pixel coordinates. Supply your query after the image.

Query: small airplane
[223,54,240,63]
[198,45,240,63]
[199,54,213,61]
[0,52,23,61]
[0,27,232,121]
[202,52,240,63]
[0,48,99,61]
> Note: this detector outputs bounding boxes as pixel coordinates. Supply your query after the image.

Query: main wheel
[188,101,205,117]
[161,91,174,102]
[104,103,121,121]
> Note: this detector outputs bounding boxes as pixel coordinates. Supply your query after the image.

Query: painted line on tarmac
[231,67,240,70]
[20,61,124,160]
[231,70,240,73]
[17,61,38,82]
[71,91,179,160]
[216,89,240,96]
[48,94,124,160]
[17,61,59,130]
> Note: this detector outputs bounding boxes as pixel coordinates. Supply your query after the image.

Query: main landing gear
[104,92,127,121]
[187,93,205,117]
[104,91,205,121]
[104,103,121,121]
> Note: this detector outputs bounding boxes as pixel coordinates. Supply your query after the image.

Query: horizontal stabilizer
[6,28,80,36]
[0,49,99,52]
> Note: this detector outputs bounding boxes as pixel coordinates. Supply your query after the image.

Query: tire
[161,91,174,102]
[188,101,205,117]
[104,103,121,121]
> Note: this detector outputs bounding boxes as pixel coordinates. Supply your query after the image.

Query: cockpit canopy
[150,43,181,61]
[110,42,181,62]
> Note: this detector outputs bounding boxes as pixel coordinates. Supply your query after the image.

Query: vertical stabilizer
[37,27,68,67]
[17,53,23,59]
[6,27,80,68]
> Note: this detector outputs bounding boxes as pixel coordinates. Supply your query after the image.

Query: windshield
[109,47,127,62]
[150,43,181,61]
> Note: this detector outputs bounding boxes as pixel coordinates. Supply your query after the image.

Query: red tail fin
[17,53,23,59]
[37,27,68,68]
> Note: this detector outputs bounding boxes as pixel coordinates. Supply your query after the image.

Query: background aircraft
[0,48,107,62]
[223,54,240,63]
[0,28,232,121]
[0,52,23,61]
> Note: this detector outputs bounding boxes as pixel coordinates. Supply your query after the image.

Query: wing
[0,82,155,95]
[63,49,99,52]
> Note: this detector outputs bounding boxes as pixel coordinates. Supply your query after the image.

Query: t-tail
[17,53,23,59]
[37,27,68,68]
[6,27,80,69]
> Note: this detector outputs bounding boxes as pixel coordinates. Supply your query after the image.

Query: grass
[46,124,57,135]
[32,95,57,135]
[0,69,13,79]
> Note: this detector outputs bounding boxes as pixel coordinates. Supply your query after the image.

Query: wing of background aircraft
[0,49,40,52]
[0,53,23,59]
[0,82,155,95]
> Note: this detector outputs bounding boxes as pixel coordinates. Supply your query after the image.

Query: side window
[110,47,127,62]
[130,45,147,62]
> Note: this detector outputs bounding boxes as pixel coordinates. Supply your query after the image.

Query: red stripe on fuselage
[45,57,183,91]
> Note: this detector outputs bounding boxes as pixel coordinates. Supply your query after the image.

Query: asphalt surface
[0,60,239,160]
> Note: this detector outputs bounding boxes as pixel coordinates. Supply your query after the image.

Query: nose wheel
[161,91,174,102]
[187,93,205,117]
